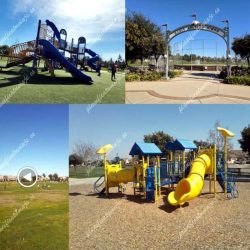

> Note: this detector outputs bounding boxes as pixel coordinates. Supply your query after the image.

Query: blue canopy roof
[129,142,162,156]
[166,139,197,151]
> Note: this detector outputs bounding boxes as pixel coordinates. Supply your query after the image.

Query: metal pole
[182,40,184,67]
[32,20,41,71]
[224,137,227,195]
[209,175,212,193]
[216,40,218,72]
[214,144,217,197]
[142,156,146,198]
[203,39,204,67]
[158,156,161,197]
[104,154,108,196]
[226,21,231,76]
[190,40,192,71]
[162,24,169,79]
[182,151,185,178]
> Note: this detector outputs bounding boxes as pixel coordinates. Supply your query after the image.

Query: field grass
[69,166,104,178]
[0,181,68,250]
[0,63,124,103]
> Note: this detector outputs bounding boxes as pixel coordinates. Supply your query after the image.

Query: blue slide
[85,48,100,71]
[39,39,93,84]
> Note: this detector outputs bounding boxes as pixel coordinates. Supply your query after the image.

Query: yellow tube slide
[168,154,212,206]
[108,168,134,187]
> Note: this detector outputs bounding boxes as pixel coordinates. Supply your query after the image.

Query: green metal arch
[168,23,228,44]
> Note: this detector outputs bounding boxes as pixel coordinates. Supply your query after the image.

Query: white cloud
[11,0,125,45]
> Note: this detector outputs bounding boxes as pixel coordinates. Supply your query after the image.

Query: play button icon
[17,167,38,188]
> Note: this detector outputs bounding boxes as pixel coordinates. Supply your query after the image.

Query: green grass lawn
[0,182,68,250]
[0,64,124,103]
[69,166,104,178]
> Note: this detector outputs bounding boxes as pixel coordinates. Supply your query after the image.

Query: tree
[126,12,166,64]
[69,154,82,166]
[109,58,114,64]
[151,34,166,68]
[48,174,53,181]
[193,140,211,149]
[0,45,9,56]
[53,173,59,181]
[232,34,250,66]
[207,121,224,152]
[117,54,123,63]
[238,125,250,156]
[144,131,174,155]
[207,121,233,152]
[73,142,97,165]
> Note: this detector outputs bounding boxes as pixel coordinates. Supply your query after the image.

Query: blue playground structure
[34,19,100,83]
[0,19,101,84]
[129,139,238,203]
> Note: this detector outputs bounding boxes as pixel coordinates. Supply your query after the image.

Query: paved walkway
[69,177,98,186]
[126,71,250,104]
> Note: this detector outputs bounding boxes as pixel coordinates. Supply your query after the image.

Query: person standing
[97,61,101,76]
[111,63,117,81]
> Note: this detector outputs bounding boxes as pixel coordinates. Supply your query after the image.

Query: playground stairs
[217,171,238,198]
[6,41,35,68]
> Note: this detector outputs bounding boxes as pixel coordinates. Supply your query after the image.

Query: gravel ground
[70,180,250,250]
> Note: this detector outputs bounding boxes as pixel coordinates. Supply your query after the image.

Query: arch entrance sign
[164,21,231,78]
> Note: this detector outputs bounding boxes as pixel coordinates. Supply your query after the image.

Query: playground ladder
[217,171,238,199]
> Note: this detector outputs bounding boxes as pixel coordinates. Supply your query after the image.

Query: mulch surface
[70,180,250,250]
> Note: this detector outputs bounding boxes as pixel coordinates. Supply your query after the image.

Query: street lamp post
[162,23,169,79]
[222,19,231,76]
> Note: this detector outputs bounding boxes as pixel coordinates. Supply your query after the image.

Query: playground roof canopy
[129,142,162,156]
[166,139,197,151]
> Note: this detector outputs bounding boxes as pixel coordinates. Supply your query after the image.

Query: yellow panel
[217,127,235,138]
[96,144,113,155]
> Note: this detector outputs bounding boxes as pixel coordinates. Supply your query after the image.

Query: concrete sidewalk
[126,71,250,104]
[69,177,98,186]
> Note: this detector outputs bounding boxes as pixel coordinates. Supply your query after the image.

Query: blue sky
[69,105,250,159]
[0,0,125,61]
[0,105,68,176]
[127,0,250,57]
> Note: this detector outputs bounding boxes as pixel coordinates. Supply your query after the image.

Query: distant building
[8,176,17,181]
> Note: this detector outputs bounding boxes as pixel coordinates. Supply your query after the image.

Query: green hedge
[224,76,250,85]
[126,70,182,82]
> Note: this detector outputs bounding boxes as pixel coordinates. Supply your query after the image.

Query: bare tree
[207,121,234,152]
[73,142,98,176]
[73,142,97,164]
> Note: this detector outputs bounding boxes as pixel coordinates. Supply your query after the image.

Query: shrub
[169,70,183,78]
[126,70,183,82]
[125,73,141,82]
[224,76,250,85]
[140,71,162,81]
[219,66,250,79]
